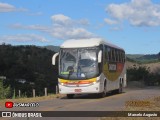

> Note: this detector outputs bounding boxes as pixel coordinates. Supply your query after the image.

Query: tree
[0,78,11,99]
[127,65,160,86]
[127,66,150,83]
[0,45,58,97]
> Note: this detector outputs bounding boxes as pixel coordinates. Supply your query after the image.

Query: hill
[126,53,160,63]
[43,45,60,52]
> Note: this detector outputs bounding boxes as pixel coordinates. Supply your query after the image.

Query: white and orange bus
[52,38,126,98]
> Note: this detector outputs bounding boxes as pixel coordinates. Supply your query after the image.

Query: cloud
[50,27,94,39]
[51,14,72,26]
[11,23,50,32]
[110,27,122,31]
[78,19,90,26]
[10,14,96,40]
[28,12,43,16]
[51,14,90,27]
[0,2,27,12]
[105,0,160,27]
[50,14,94,39]
[104,18,118,25]
[0,34,49,43]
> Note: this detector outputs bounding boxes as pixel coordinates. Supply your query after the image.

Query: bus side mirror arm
[52,53,59,65]
[98,50,102,63]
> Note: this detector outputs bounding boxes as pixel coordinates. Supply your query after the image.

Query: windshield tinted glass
[59,47,98,80]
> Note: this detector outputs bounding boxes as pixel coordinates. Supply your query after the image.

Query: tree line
[126,52,160,64]
[127,65,160,86]
[0,44,58,98]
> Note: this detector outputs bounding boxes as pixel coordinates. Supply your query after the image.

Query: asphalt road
[1,87,160,120]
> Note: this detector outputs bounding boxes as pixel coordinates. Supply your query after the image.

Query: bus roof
[60,38,124,51]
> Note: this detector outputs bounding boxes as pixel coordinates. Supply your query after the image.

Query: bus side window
[112,48,114,62]
[121,51,124,63]
[122,52,125,62]
[118,50,121,62]
[104,46,108,63]
[111,48,115,62]
[114,49,116,62]
[116,50,119,62]
[122,52,124,63]
[119,51,122,62]
[107,47,111,62]
[110,48,112,62]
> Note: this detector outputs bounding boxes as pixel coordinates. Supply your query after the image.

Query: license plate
[74,89,82,92]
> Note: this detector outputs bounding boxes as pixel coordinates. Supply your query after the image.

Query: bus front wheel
[98,82,106,98]
[67,94,74,99]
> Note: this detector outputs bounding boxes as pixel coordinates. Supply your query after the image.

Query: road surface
[0,87,160,120]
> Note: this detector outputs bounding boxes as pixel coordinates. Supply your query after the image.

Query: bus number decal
[108,63,117,71]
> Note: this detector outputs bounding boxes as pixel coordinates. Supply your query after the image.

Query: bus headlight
[59,82,64,86]
[96,77,100,83]
[93,82,96,84]
[90,82,96,85]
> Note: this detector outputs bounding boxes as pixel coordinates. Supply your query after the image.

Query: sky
[0,0,160,54]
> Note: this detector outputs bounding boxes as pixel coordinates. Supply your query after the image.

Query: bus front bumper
[58,82,102,94]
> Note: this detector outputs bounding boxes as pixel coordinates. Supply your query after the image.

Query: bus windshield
[59,47,99,80]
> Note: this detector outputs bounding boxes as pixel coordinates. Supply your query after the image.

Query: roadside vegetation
[127,65,160,86]
[0,44,58,99]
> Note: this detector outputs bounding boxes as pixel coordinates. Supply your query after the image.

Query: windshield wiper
[67,70,74,79]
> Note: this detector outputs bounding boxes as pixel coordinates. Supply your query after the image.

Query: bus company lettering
[108,63,117,71]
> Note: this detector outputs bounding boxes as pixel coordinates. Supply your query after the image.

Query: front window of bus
[59,47,99,80]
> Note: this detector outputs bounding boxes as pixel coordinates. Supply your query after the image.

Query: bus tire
[67,94,74,99]
[119,81,123,94]
[98,81,106,98]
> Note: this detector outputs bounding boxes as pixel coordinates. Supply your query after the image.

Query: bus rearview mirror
[52,53,59,65]
[98,50,102,63]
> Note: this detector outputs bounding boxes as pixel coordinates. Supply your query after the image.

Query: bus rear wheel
[99,91,106,98]
[119,82,123,93]
[113,81,123,94]
[67,94,74,99]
